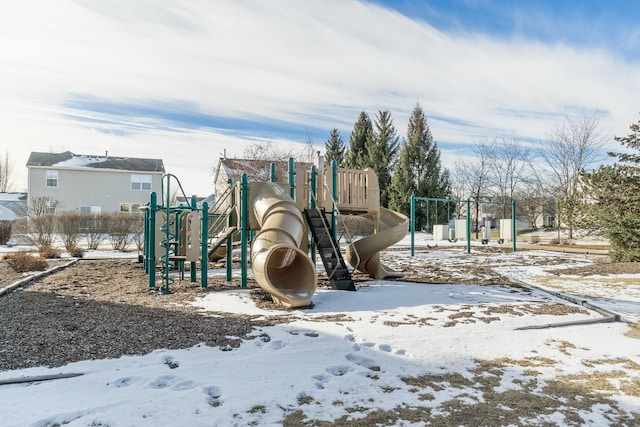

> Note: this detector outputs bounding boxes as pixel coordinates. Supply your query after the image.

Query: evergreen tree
[324,128,345,167]
[344,111,373,169]
[366,110,399,207]
[584,116,640,261]
[390,103,451,229]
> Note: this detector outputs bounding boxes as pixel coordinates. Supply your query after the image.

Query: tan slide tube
[250,182,317,308]
[345,208,409,279]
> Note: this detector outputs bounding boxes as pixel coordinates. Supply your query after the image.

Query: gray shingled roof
[220,158,312,182]
[26,151,165,173]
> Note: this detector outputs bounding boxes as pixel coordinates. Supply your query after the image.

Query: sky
[2,0,640,196]
[1,234,639,425]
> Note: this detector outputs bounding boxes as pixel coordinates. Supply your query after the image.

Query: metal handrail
[311,186,361,274]
[207,184,235,239]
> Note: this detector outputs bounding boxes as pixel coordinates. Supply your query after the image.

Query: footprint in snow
[204,385,223,407]
[269,340,286,350]
[312,373,331,389]
[148,375,175,389]
[113,377,133,388]
[163,355,179,369]
[288,329,319,337]
[378,344,392,352]
[325,365,354,377]
[345,353,380,371]
[172,380,197,390]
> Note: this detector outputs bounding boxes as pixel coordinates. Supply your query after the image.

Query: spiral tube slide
[345,208,409,279]
[250,182,317,308]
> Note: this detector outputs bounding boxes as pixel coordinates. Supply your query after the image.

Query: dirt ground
[1,249,639,425]
[2,249,640,365]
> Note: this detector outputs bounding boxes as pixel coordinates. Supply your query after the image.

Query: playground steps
[304,208,355,291]
[207,226,237,259]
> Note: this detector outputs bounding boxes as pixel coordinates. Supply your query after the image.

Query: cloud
[2,0,640,195]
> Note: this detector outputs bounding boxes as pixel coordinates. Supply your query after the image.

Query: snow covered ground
[1,234,639,426]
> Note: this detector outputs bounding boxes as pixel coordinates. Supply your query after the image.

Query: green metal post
[512,200,517,252]
[148,192,156,288]
[143,204,150,274]
[176,210,184,281]
[331,159,338,241]
[162,177,171,294]
[288,157,295,199]
[190,195,197,283]
[201,201,208,288]
[270,162,277,182]
[310,165,317,263]
[410,194,415,257]
[226,179,234,282]
[466,199,471,254]
[240,174,249,288]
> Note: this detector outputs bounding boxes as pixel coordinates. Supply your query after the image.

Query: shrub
[131,213,145,251]
[40,246,62,259]
[67,246,85,258]
[57,211,83,250]
[549,238,560,245]
[24,213,56,250]
[0,220,11,245]
[4,252,48,273]
[104,213,136,251]
[529,235,540,244]
[80,213,107,250]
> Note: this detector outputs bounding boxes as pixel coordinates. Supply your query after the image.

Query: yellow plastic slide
[249,182,317,308]
[345,208,409,279]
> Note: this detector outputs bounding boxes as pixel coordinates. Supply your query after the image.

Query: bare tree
[515,177,547,229]
[540,113,608,239]
[0,150,13,192]
[486,133,532,218]
[243,140,297,163]
[454,141,492,236]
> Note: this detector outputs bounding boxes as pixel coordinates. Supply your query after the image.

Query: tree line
[324,105,640,261]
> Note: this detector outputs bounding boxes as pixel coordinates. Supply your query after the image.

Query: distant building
[213,157,318,196]
[0,192,27,221]
[26,151,165,214]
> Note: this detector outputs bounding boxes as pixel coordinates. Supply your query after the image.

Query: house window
[120,203,130,213]
[131,174,152,190]
[80,206,101,214]
[46,170,58,187]
[131,203,141,212]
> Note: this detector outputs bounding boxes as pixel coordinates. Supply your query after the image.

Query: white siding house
[26,151,165,214]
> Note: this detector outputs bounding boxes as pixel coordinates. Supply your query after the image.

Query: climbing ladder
[206,183,237,260]
[304,208,355,291]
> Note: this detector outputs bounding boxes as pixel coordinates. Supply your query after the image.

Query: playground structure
[409,196,517,256]
[141,161,409,308]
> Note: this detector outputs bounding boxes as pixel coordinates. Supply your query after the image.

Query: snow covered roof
[0,192,27,202]
[0,192,27,221]
[26,151,165,173]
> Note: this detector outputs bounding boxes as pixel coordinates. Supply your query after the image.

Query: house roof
[0,192,27,221]
[26,151,165,173]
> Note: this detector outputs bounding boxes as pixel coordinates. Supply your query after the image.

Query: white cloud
[2,0,639,195]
